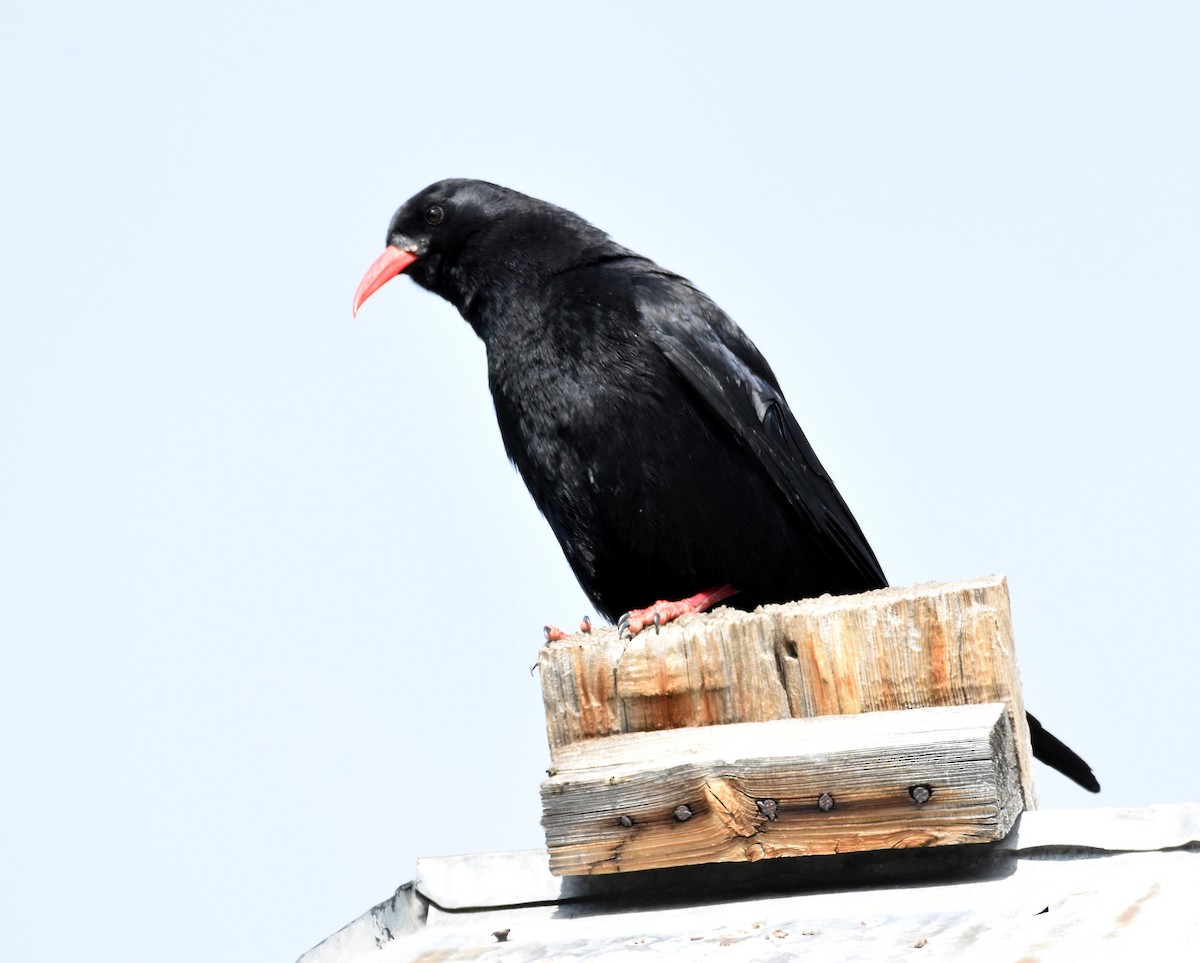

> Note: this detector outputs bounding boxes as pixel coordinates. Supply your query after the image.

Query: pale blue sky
[3,4,1198,961]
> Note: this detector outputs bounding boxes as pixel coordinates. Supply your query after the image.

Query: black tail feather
[1026,711,1100,793]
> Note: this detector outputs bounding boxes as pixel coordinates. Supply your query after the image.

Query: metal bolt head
[910,784,933,805]
[673,804,693,822]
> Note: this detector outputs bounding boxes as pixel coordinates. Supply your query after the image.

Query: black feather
[363,178,1099,793]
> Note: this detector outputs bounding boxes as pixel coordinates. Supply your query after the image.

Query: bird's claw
[617,611,632,639]
[616,587,736,638]
[618,607,660,639]
[546,618,594,640]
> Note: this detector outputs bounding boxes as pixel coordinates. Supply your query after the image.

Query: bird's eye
[424,205,445,226]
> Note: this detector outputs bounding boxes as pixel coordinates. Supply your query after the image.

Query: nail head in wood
[817,792,835,812]
[673,804,693,822]
[756,798,779,821]
[537,575,1038,815]
[910,784,933,805]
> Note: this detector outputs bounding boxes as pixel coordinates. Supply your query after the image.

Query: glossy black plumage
[361,178,1098,793]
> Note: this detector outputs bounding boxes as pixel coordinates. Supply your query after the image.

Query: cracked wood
[538,575,1036,810]
[541,703,1023,875]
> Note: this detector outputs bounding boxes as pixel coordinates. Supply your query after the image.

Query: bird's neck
[453,237,632,342]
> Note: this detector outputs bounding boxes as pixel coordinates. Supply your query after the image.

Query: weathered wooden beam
[542,702,1022,875]
[538,576,1036,810]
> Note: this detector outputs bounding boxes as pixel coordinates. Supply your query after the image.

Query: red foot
[617,585,739,638]
[544,616,594,642]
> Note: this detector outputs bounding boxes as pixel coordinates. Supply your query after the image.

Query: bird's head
[352,178,610,320]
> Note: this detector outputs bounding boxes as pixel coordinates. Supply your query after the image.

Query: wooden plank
[538,575,1037,809]
[541,703,1022,876]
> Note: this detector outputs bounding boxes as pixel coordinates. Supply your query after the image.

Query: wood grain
[538,576,1036,809]
[542,703,1022,875]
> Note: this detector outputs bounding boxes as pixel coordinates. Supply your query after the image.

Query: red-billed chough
[353,178,1099,793]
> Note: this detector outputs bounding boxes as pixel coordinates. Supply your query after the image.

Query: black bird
[353,178,1099,793]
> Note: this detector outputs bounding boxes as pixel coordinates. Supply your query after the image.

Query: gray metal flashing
[298,803,1200,962]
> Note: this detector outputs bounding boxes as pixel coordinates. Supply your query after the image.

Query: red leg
[617,584,739,639]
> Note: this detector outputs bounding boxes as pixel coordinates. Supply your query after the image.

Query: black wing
[634,273,887,590]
